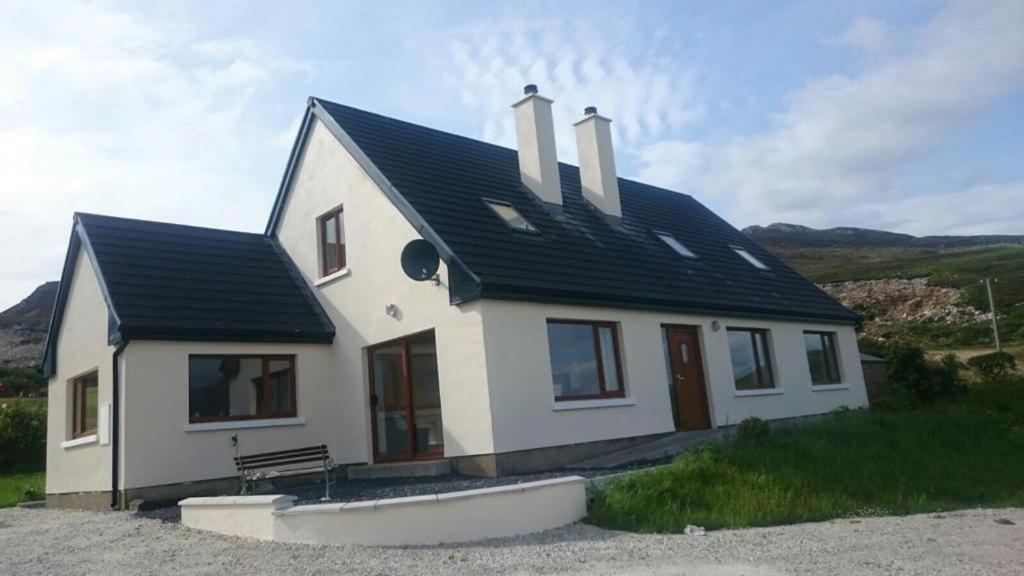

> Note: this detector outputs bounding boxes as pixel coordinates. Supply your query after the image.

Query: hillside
[745,224,1024,348]
[0,281,58,367]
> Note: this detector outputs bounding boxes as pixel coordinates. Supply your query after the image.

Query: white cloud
[857,181,1024,236]
[834,16,892,54]
[698,0,1024,231]
[633,140,706,193]
[0,1,313,309]
[441,19,704,165]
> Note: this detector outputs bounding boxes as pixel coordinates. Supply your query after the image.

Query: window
[319,208,345,276]
[484,199,537,232]
[546,320,624,400]
[727,328,775,390]
[71,371,99,438]
[188,356,296,423]
[804,331,841,385]
[654,231,696,258]
[732,246,769,270]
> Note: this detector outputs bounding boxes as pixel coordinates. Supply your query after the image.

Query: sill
[61,435,98,449]
[314,268,350,287]
[184,417,306,433]
[811,383,850,392]
[734,388,784,397]
[553,397,636,411]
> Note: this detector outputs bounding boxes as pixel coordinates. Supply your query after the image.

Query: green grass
[589,379,1024,532]
[0,471,44,508]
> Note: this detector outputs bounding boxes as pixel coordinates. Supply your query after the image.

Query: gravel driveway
[1,506,1021,575]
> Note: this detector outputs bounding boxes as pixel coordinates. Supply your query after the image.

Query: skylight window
[485,200,537,232]
[732,246,770,270]
[654,232,696,258]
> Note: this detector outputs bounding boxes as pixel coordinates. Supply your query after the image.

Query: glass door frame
[367,330,445,463]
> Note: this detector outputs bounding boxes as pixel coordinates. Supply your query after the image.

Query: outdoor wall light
[711,320,721,332]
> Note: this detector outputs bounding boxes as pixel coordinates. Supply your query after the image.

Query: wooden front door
[368,331,444,462]
[665,326,712,430]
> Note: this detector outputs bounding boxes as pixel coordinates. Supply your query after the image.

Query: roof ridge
[75,212,265,238]
[309,97,693,200]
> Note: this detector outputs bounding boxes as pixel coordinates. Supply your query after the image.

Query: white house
[43,86,868,509]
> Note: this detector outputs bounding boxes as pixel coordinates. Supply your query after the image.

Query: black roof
[43,214,334,376]
[268,97,856,324]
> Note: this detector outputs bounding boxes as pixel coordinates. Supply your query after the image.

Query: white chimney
[512,84,562,206]
[574,106,621,218]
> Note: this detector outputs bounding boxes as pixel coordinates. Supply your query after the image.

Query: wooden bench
[234,444,334,499]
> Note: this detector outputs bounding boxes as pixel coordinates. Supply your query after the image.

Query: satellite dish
[400,239,440,282]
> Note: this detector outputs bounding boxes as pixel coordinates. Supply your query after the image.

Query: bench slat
[238,455,330,471]
[235,450,326,466]
[235,445,326,462]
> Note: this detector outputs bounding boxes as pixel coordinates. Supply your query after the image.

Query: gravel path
[1,506,1021,575]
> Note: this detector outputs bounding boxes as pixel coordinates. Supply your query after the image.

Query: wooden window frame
[804,330,842,385]
[547,319,626,402]
[319,207,346,277]
[188,355,298,424]
[71,371,98,438]
[727,328,776,390]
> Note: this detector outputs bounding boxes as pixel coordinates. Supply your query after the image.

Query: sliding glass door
[368,331,443,461]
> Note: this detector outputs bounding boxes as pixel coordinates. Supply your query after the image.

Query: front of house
[44,86,867,509]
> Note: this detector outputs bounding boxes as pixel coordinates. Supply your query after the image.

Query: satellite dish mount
[400,239,441,285]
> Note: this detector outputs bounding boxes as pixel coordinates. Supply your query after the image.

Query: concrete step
[347,459,452,480]
[569,428,730,469]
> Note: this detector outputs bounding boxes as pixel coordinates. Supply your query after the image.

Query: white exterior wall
[480,300,868,454]
[120,341,338,489]
[274,118,494,459]
[46,248,113,495]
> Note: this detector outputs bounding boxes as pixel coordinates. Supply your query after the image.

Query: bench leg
[321,457,334,502]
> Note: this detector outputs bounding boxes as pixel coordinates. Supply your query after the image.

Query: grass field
[0,471,44,508]
[773,244,1024,347]
[589,377,1024,532]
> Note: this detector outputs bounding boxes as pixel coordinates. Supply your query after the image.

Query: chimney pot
[523,84,538,95]
[584,106,598,116]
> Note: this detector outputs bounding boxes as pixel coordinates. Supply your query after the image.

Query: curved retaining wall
[179,476,587,546]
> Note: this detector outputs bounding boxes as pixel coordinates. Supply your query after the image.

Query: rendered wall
[273,118,494,459]
[45,248,113,495]
[180,476,587,546]
[120,341,338,489]
[480,300,868,454]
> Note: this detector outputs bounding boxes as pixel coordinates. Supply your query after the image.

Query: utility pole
[983,278,1001,352]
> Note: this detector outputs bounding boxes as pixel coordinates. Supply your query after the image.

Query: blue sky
[1,0,1022,308]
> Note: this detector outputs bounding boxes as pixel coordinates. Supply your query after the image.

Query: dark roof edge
[42,215,124,377]
[473,288,860,326]
[117,328,335,344]
[264,98,482,300]
[265,236,336,339]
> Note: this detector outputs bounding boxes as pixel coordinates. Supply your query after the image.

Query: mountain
[0,281,58,367]
[743,223,1024,249]
[744,223,1024,349]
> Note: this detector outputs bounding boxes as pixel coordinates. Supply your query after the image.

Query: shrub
[736,417,770,443]
[884,341,965,403]
[966,351,1018,378]
[0,366,46,396]
[0,401,47,470]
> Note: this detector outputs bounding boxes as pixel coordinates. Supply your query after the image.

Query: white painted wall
[120,341,337,489]
[480,300,868,454]
[273,118,494,459]
[181,477,588,546]
[45,248,113,495]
